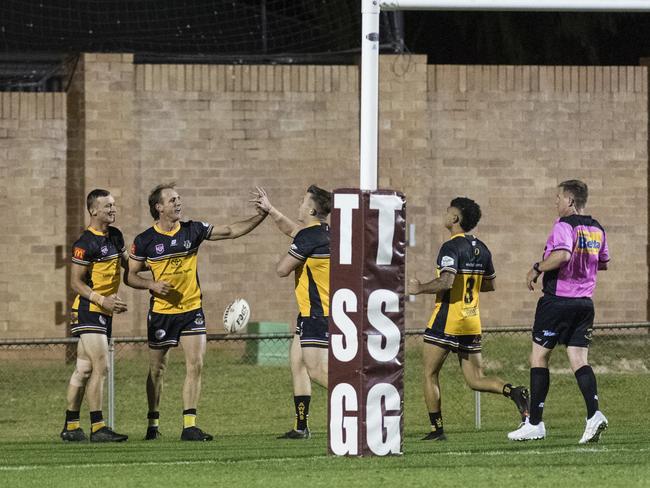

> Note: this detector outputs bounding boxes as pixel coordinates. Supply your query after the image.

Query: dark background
[2,2,650,89]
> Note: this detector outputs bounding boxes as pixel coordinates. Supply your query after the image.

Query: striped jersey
[427,233,495,335]
[541,215,609,298]
[71,226,125,316]
[130,221,213,314]
[289,223,330,318]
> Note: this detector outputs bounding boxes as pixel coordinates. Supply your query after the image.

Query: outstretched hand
[250,186,272,215]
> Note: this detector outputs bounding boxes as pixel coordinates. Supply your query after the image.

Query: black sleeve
[436,240,459,274]
[288,228,313,261]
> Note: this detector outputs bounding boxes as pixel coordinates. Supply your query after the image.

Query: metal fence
[0,323,647,439]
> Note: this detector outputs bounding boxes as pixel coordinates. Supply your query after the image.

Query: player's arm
[480,278,496,292]
[124,257,171,295]
[276,254,304,277]
[71,263,127,314]
[527,250,571,291]
[207,210,268,241]
[252,186,300,237]
[407,271,455,295]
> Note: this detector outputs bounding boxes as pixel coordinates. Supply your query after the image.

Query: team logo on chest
[100,245,109,256]
[155,243,165,254]
[184,240,192,250]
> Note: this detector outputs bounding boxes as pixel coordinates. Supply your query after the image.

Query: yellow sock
[91,421,106,433]
[66,420,80,430]
[183,414,196,428]
[149,418,159,428]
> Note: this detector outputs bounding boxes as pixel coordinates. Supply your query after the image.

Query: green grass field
[1,335,649,487]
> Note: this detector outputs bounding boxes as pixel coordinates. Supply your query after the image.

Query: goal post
[330,0,650,457]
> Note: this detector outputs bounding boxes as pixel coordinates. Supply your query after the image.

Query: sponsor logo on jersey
[441,256,455,267]
[73,247,86,260]
[171,239,177,246]
[576,230,602,254]
[101,245,109,256]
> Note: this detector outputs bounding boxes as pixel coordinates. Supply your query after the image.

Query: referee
[508,180,610,443]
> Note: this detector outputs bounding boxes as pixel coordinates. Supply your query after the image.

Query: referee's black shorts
[533,294,594,349]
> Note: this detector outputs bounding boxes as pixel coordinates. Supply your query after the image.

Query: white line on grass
[1,446,648,472]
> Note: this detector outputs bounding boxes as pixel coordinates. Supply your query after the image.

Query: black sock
[65,410,80,422]
[90,410,105,433]
[148,411,160,428]
[529,367,550,425]
[428,412,444,434]
[574,365,599,419]
[294,396,310,431]
[65,410,80,430]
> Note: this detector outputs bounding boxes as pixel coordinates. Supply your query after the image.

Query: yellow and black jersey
[289,223,330,318]
[427,233,495,335]
[71,226,125,316]
[130,220,213,314]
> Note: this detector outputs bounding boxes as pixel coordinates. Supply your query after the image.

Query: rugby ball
[223,298,250,333]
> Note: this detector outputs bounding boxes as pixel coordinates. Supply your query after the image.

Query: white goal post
[359,0,650,190]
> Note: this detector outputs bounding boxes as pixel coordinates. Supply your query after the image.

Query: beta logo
[576,231,602,254]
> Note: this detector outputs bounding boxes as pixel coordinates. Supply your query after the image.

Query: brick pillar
[66,53,142,337]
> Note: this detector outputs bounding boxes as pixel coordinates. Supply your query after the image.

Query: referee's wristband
[533,262,542,274]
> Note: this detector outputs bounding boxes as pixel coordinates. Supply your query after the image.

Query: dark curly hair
[450,197,482,232]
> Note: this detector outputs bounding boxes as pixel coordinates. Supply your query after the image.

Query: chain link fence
[0,323,647,441]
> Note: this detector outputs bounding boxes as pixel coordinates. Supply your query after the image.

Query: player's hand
[526,268,539,291]
[407,278,421,295]
[150,280,172,296]
[250,187,272,214]
[103,294,128,314]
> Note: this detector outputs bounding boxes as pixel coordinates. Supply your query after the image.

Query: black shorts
[295,315,329,348]
[423,328,482,354]
[533,295,594,349]
[148,308,206,349]
[70,308,113,338]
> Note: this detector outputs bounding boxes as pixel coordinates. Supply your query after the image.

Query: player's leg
[61,340,91,441]
[81,333,128,442]
[278,335,313,439]
[458,349,529,421]
[422,343,449,440]
[145,347,169,440]
[179,333,212,441]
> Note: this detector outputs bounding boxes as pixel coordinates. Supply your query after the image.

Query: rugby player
[408,197,529,441]
[61,189,129,443]
[253,186,331,440]
[126,183,266,441]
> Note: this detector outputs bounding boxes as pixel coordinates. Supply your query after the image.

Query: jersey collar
[154,222,181,236]
[87,226,107,236]
[450,232,466,240]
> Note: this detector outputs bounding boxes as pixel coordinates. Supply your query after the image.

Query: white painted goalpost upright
[360,0,650,191]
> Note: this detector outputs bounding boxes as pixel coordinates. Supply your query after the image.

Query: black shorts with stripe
[71,308,113,338]
[147,308,206,349]
[423,327,482,354]
[295,315,329,348]
[533,294,594,349]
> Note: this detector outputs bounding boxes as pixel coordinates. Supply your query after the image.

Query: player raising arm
[125,183,267,441]
[253,185,331,439]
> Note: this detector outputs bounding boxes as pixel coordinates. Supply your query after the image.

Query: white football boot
[578,411,608,444]
[507,418,546,441]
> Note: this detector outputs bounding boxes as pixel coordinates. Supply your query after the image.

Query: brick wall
[0,55,646,338]
[0,93,67,337]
